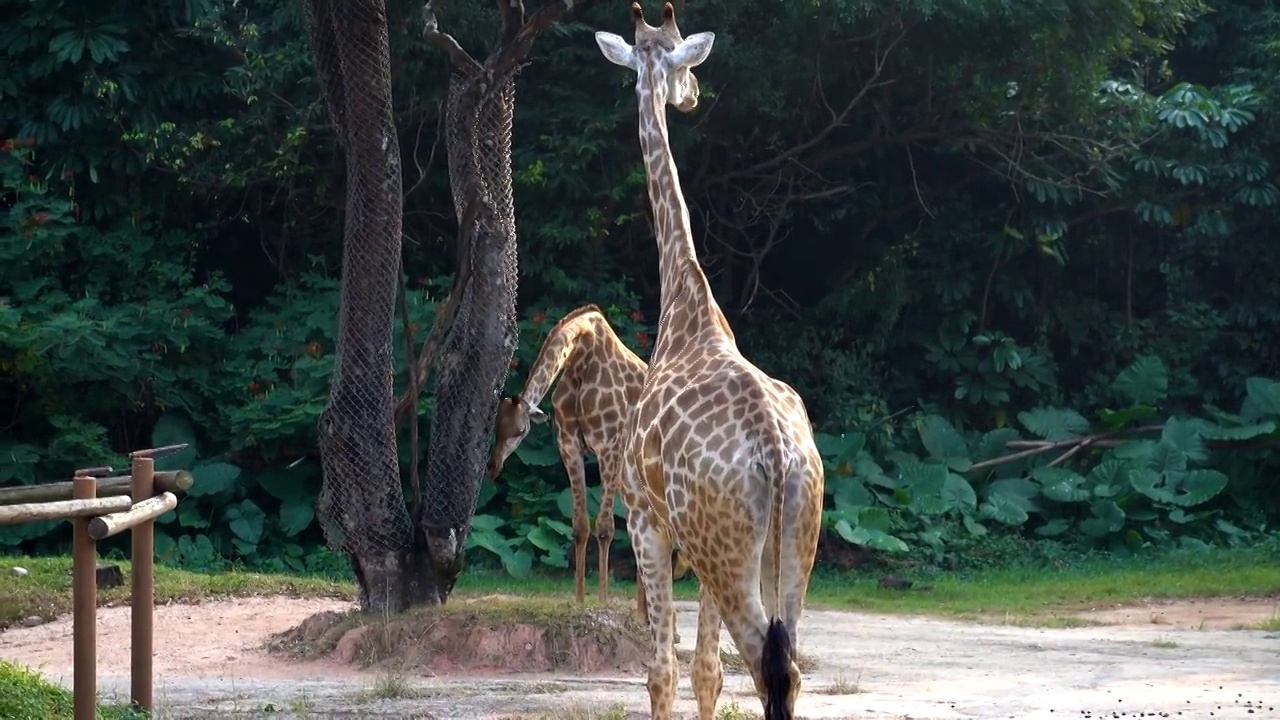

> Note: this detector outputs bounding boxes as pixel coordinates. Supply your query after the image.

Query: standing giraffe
[488,305,690,616]
[594,4,825,720]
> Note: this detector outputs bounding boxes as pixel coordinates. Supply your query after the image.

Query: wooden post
[130,455,155,713]
[72,474,97,720]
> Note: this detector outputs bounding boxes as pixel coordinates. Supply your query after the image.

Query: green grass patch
[0,555,351,629]
[803,545,1280,623]
[4,543,1277,630]
[0,660,146,720]
[1254,612,1280,631]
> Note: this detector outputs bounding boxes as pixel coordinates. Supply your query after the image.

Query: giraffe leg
[632,510,677,720]
[555,422,589,604]
[594,453,618,604]
[691,583,724,720]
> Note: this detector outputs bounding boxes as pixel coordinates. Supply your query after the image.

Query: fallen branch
[970,425,1164,472]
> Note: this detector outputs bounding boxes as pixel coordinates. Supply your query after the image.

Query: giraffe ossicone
[593,3,825,720]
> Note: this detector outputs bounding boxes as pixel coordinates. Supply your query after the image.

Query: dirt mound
[265,596,651,675]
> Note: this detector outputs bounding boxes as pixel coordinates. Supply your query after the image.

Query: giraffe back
[553,311,648,457]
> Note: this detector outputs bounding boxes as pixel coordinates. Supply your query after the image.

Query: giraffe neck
[518,308,608,407]
[636,74,734,361]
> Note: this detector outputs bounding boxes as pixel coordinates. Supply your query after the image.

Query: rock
[20,615,44,628]
[96,563,123,588]
[10,566,27,577]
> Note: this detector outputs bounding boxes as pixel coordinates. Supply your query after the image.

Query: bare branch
[421,0,482,74]
[707,19,910,187]
[498,0,527,47]
[490,0,605,79]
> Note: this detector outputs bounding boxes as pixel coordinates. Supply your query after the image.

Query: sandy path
[2,596,1278,719]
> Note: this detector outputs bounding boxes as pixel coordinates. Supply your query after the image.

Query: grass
[0,555,349,629]
[3,543,1278,631]
[0,660,147,720]
[1254,610,1280,631]
[812,671,863,695]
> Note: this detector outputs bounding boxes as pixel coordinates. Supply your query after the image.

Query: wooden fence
[0,444,194,720]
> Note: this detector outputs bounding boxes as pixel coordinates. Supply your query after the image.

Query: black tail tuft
[762,616,794,720]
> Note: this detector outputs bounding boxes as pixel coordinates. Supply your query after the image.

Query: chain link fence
[419,71,520,579]
[304,0,414,561]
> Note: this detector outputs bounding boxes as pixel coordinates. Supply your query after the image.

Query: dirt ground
[2,595,1279,719]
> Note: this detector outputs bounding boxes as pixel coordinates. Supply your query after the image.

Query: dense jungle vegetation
[3,0,1280,579]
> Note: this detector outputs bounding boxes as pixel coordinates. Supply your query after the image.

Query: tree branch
[421,0,482,75]
[393,197,484,424]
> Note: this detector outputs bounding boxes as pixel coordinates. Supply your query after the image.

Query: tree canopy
[3,0,1279,574]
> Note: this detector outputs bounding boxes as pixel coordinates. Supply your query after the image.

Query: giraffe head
[595,2,715,114]
[488,394,549,478]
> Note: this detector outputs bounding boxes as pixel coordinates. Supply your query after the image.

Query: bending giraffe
[488,305,690,614]
[594,5,825,720]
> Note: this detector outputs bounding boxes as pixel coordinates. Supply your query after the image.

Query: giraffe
[594,4,825,720]
[488,305,691,618]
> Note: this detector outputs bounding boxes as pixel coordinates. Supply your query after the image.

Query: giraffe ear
[668,31,714,70]
[595,31,637,70]
[529,406,550,424]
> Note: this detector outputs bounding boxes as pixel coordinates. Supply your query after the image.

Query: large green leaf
[1244,377,1280,416]
[815,432,866,469]
[854,453,895,488]
[1129,468,1175,504]
[831,477,873,512]
[526,520,569,553]
[1033,467,1092,503]
[1017,407,1090,440]
[150,410,197,471]
[278,499,314,537]
[502,549,534,578]
[1033,518,1070,537]
[976,427,1021,460]
[985,477,1042,512]
[978,494,1029,525]
[893,457,949,497]
[918,415,972,471]
[1096,405,1157,430]
[941,473,978,513]
[1111,355,1168,406]
[188,462,241,498]
[1160,418,1208,463]
[226,498,266,545]
[856,506,894,533]
[833,518,909,553]
[1078,500,1125,537]
[1200,420,1277,441]
[1170,469,1228,507]
[257,467,315,503]
[514,437,561,467]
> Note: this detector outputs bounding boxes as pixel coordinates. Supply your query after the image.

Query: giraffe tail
[762,616,794,720]
[761,422,795,720]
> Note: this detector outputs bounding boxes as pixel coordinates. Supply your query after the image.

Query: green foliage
[817,361,1279,565]
[3,0,1280,576]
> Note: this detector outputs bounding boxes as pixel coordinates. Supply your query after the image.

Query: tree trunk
[304,0,448,612]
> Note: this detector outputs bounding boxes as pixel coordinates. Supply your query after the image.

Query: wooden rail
[0,446,193,720]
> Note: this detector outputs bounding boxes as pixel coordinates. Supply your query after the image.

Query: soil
[1,594,1278,719]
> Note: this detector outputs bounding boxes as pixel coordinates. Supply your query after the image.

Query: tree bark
[305,0,448,612]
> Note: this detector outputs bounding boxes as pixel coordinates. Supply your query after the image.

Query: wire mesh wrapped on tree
[419,71,521,585]
[302,0,415,580]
